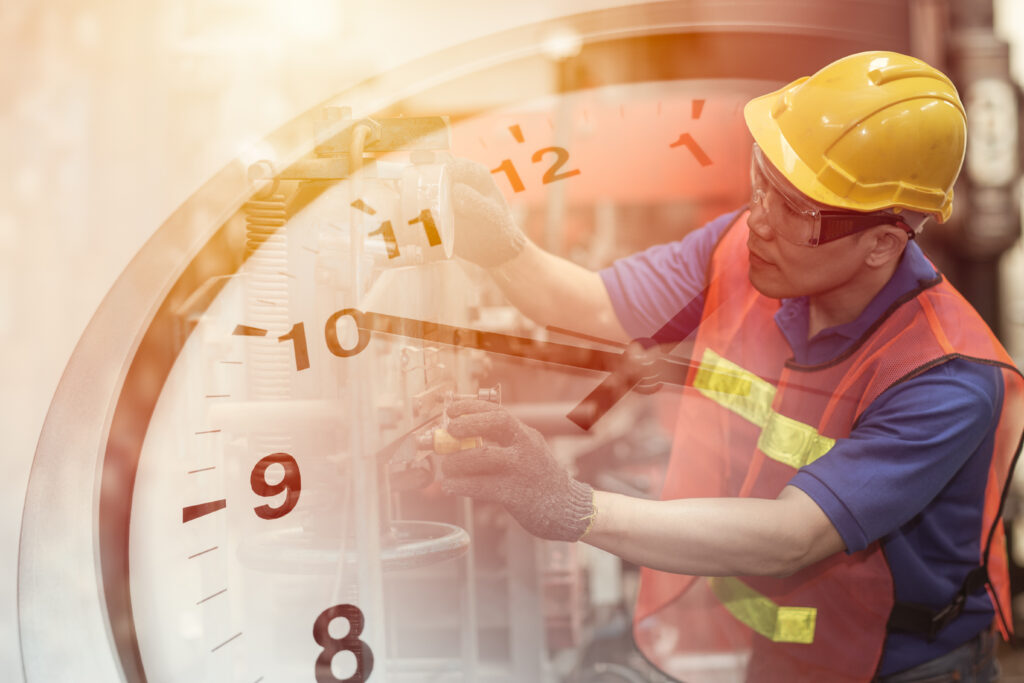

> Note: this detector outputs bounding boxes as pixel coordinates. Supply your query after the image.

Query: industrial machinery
[19,2,1023,682]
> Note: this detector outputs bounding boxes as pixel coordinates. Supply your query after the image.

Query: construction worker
[443,51,1024,682]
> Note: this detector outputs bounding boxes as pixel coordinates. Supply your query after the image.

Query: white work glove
[448,159,526,268]
[439,400,596,542]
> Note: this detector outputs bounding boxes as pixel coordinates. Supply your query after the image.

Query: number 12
[491,146,581,193]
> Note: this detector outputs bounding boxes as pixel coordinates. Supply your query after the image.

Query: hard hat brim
[744,82,955,223]
[743,87,856,212]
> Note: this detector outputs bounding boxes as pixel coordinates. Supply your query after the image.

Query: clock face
[120,77,761,683]
[21,11,872,683]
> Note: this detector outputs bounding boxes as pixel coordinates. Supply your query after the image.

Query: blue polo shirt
[600,210,1004,676]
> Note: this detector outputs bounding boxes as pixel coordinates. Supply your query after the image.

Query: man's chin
[747,267,786,299]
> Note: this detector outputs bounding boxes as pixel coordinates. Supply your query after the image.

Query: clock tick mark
[692,99,705,119]
[233,325,268,337]
[188,466,216,474]
[277,271,296,279]
[205,394,230,399]
[197,588,227,605]
[211,632,242,653]
[302,245,319,254]
[188,546,218,560]
[350,199,376,215]
[669,133,712,166]
[194,429,221,435]
[219,360,243,365]
[508,124,524,143]
[182,499,226,523]
[478,136,487,149]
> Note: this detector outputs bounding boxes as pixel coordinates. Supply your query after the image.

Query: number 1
[368,220,400,258]
[408,209,442,246]
[491,159,526,193]
[278,322,310,371]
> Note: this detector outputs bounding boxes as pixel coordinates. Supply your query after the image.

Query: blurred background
[4,1,1024,681]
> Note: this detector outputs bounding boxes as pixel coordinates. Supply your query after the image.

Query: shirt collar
[774,241,939,365]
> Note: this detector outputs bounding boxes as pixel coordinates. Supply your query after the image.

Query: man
[443,51,1024,682]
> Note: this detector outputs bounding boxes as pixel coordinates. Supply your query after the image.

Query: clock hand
[359,309,636,372]
[566,339,693,430]
[542,322,695,429]
[331,308,746,430]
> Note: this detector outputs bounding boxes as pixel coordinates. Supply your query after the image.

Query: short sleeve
[788,359,1003,553]
[599,209,741,342]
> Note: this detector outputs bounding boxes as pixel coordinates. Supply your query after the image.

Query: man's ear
[862,225,908,268]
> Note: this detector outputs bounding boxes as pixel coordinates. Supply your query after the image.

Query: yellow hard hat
[744,51,966,223]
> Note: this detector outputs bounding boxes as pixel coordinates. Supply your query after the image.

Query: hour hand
[339,309,701,429]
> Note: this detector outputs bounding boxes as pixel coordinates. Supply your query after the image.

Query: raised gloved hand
[448,159,526,268]
[438,399,595,542]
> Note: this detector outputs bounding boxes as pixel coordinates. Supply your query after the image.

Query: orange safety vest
[633,212,1024,682]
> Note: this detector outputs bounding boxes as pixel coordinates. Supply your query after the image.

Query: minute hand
[334,309,742,430]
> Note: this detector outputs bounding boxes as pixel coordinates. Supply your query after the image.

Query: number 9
[250,452,301,519]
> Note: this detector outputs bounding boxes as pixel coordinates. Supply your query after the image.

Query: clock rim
[17,5,911,682]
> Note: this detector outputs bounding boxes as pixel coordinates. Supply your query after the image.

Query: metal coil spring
[243,193,291,402]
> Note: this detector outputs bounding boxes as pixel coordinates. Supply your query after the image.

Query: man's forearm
[488,240,629,342]
[583,486,846,577]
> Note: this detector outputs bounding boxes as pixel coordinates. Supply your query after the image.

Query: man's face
[746,209,871,300]
[746,163,875,300]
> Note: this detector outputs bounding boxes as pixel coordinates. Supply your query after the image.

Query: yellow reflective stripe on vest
[708,577,817,644]
[757,411,836,469]
[693,349,835,468]
[693,349,775,426]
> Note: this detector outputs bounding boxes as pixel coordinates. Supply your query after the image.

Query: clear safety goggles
[749,144,914,247]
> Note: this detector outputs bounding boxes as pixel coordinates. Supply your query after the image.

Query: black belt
[886,566,990,642]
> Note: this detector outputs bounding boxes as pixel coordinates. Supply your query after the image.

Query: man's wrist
[488,234,534,279]
[566,478,596,542]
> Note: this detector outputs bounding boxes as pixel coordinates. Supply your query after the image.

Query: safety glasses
[749,144,909,247]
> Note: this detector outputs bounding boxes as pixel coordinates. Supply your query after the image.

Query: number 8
[313,604,375,683]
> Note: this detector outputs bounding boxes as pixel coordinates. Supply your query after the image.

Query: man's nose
[747,206,774,241]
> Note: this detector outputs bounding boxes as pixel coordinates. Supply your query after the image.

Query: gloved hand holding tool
[448,159,526,268]
[436,399,596,542]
